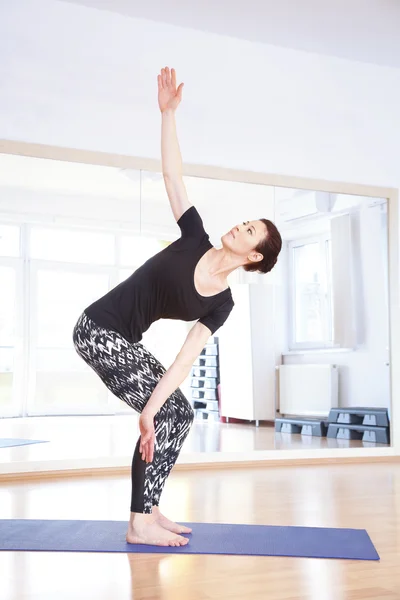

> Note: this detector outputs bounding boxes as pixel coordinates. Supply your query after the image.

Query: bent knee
[176,394,194,425]
[186,402,195,424]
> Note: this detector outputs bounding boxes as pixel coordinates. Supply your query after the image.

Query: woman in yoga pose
[73,67,282,547]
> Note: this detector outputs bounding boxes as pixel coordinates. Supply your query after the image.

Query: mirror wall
[0,151,392,468]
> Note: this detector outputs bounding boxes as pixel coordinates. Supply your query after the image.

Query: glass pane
[381,207,389,313]
[0,267,16,346]
[326,239,334,340]
[118,269,135,284]
[293,243,324,343]
[120,234,165,267]
[0,347,14,371]
[0,225,20,257]
[0,267,17,410]
[31,270,111,412]
[0,349,14,408]
[139,171,177,237]
[33,348,108,410]
[36,270,110,348]
[30,227,115,265]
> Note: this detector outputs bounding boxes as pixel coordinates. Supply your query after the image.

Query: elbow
[174,357,193,371]
[163,172,183,183]
[174,352,195,371]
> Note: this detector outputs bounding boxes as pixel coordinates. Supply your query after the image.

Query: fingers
[162,67,168,88]
[147,433,155,463]
[139,432,155,462]
[140,433,149,461]
[142,442,148,463]
[140,437,155,463]
[165,66,171,87]
[159,67,179,91]
[142,442,150,463]
[141,431,151,442]
[148,437,155,463]
[177,82,184,101]
[142,444,150,462]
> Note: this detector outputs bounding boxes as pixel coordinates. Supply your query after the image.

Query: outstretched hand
[139,411,155,463]
[158,67,184,113]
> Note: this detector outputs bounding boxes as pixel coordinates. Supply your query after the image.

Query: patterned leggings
[72,312,194,514]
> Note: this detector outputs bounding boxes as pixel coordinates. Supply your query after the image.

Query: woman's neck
[207,247,246,279]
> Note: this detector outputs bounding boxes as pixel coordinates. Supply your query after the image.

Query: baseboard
[1,454,399,482]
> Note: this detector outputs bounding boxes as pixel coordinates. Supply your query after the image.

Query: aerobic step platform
[327,423,390,444]
[275,418,327,437]
[328,407,389,427]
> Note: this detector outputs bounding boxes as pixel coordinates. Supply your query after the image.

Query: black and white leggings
[72,312,194,514]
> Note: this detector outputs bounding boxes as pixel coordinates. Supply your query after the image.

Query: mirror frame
[0,138,398,467]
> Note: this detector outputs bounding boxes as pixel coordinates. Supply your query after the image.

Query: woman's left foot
[152,506,192,534]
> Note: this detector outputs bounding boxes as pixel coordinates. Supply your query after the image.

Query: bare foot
[126,519,189,547]
[152,506,192,535]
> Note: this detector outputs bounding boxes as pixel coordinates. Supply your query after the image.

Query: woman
[73,67,282,548]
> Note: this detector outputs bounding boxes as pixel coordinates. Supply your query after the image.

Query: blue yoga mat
[0,439,48,449]
[0,519,379,560]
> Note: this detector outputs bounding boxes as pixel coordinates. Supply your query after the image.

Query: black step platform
[275,418,327,437]
[328,407,389,427]
[327,423,390,444]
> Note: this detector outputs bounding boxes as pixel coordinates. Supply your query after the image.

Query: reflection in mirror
[270,187,390,449]
[0,152,392,471]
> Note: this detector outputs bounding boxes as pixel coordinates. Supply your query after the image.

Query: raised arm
[158,67,192,222]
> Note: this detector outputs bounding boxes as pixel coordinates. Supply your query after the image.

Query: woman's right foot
[126,520,189,547]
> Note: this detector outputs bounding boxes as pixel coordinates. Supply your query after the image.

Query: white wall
[1,0,400,191]
[283,205,390,409]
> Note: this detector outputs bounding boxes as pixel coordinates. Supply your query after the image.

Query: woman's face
[221,220,267,260]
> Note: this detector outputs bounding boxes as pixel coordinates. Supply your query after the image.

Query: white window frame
[288,233,335,351]
[27,259,117,416]
[0,217,168,417]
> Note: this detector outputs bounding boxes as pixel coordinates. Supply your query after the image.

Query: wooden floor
[1,461,399,599]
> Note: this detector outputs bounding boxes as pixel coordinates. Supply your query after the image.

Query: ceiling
[62,0,400,69]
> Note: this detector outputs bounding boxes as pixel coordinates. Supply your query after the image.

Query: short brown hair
[243,219,282,274]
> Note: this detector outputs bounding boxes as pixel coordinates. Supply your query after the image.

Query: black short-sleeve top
[84,206,235,343]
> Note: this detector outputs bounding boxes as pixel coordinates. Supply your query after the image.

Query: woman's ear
[247,251,263,264]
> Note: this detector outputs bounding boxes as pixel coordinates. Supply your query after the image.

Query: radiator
[278,364,339,417]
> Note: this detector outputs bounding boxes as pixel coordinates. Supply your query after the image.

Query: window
[28,266,112,414]
[30,227,115,265]
[289,235,334,350]
[0,220,175,417]
[0,267,17,411]
[0,224,20,257]
[120,234,165,267]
